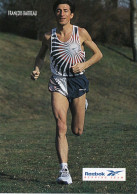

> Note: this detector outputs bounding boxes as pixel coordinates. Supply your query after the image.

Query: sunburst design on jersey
[50,25,85,77]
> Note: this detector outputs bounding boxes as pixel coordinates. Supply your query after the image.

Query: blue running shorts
[48,74,89,103]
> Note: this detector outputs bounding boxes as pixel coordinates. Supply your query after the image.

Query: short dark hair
[53,0,75,13]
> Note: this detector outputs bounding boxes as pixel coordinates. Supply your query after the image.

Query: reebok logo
[83,168,126,181]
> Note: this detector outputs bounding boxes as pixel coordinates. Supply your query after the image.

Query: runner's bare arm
[72,28,103,73]
[31,33,50,80]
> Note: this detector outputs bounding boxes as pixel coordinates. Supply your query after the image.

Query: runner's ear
[70,13,74,19]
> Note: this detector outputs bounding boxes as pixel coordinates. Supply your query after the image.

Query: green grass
[0,32,137,193]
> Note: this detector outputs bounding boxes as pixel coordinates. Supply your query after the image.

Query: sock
[60,163,68,170]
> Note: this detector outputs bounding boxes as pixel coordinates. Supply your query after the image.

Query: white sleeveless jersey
[50,25,85,77]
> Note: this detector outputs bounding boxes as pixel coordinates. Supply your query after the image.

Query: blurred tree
[130,0,137,61]
[104,0,118,8]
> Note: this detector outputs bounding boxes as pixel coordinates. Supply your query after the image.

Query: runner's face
[55,4,74,25]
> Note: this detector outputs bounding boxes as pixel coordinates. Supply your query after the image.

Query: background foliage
[0,0,131,46]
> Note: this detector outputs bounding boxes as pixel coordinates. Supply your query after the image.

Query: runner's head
[53,0,75,14]
[53,0,75,25]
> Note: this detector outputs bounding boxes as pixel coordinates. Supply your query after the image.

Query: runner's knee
[72,127,83,136]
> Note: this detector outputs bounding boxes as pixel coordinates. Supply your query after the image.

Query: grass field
[0,32,137,193]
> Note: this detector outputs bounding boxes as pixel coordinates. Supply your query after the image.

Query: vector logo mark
[107,170,123,176]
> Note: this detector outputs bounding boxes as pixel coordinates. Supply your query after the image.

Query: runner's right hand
[31,70,40,80]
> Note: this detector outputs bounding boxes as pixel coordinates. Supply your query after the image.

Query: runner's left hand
[72,63,86,73]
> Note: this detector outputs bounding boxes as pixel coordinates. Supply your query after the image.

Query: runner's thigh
[70,94,86,132]
[51,92,69,123]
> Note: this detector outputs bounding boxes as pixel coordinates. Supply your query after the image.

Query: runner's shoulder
[42,31,51,46]
[78,27,92,41]
[44,31,52,41]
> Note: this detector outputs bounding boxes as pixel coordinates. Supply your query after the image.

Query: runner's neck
[56,23,73,37]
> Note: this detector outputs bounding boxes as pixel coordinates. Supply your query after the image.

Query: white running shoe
[85,99,88,111]
[57,168,72,184]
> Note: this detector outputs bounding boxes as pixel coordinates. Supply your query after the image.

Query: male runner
[31,0,103,184]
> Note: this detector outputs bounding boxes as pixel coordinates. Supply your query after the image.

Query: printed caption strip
[83,168,126,181]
